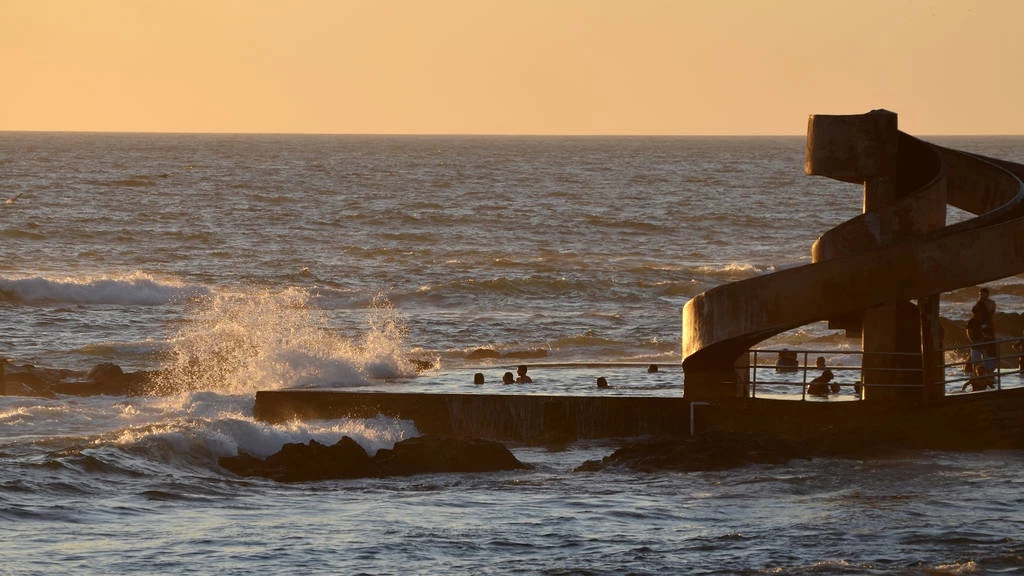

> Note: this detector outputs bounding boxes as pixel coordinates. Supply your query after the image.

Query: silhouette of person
[775,349,798,372]
[502,371,514,385]
[596,376,609,389]
[647,364,658,373]
[806,369,835,397]
[965,309,995,390]
[976,287,996,322]
[515,365,532,384]
[473,372,485,385]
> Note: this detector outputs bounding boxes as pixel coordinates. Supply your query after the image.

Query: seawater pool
[343,361,1024,403]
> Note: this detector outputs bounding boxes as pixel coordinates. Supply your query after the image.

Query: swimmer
[515,365,533,384]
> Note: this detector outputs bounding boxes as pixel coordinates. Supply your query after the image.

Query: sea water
[1,133,1023,574]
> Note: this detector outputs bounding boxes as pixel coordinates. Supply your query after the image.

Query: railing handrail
[748,339,1023,400]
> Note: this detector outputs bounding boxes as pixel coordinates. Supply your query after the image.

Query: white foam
[152,288,418,394]
[99,390,420,467]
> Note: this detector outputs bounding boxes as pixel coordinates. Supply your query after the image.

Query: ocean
[2,132,1023,574]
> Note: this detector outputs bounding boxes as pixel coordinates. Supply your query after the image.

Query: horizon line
[2,129,1022,138]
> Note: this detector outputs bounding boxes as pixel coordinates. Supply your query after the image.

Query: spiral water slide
[682,110,1024,400]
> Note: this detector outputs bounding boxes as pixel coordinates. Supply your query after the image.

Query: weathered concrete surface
[254,391,692,443]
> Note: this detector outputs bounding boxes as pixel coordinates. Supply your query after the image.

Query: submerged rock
[1,361,156,397]
[374,435,532,476]
[220,434,532,482]
[575,432,807,473]
[51,363,156,396]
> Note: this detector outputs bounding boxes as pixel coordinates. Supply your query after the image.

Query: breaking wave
[152,288,417,395]
[0,273,207,305]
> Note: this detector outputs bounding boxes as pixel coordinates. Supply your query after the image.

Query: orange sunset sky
[2,0,1022,135]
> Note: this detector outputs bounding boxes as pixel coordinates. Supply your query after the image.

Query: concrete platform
[254,390,693,443]
[253,386,1024,450]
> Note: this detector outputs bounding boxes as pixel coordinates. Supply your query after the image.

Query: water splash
[152,288,416,395]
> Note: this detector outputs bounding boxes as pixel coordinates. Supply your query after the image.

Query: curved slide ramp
[681,110,1024,401]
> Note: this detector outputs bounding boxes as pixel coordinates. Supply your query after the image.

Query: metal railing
[940,336,1023,393]
[749,338,1024,400]
[747,348,923,400]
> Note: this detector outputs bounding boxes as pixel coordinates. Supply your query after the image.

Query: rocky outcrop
[220,436,376,482]
[220,434,532,482]
[1,362,155,397]
[573,429,916,473]
[575,432,808,473]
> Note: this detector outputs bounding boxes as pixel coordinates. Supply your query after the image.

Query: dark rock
[87,362,124,383]
[221,436,375,482]
[51,365,156,396]
[217,452,266,477]
[1,361,155,398]
[2,364,77,398]
[5,370,48,389]
[575,432,806,473]
[219,434,531,482]
[375,435,532,476]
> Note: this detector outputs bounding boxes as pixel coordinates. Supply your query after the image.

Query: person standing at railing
[975,287,996,321]
[964,307,996,391]
[973,288,998,375]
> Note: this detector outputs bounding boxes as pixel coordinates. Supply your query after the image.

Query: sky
[2,0,1022,135]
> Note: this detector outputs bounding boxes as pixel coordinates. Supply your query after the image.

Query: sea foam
[152,288,417,395]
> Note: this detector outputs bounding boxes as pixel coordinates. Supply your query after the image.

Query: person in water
[775,349,798,373]
[806,369,835,397]
[501,371,515,385]
[515,365,533,383]
[473,373,485,385]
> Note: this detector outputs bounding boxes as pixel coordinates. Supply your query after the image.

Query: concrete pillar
[682,355,749,400]
[861,300,922,402]
[806,110,935,401]
[919,294,945,403]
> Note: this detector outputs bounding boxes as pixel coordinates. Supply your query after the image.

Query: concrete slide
[682,111,1024,398]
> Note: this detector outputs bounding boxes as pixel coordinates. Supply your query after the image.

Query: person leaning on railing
[964,307,996,391]
[975,288,998,370]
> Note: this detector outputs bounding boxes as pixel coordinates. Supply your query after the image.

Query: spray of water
[151,287,416,395]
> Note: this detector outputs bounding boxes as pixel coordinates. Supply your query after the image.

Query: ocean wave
[694,262,776,281]
[0,273,209,306]
[151,289,418,395]
[408,275,621,302]
[102,400,419,465]
[581,213,665,233]
[1,228,46,240]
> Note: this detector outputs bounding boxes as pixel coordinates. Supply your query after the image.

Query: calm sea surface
[2,133,1024,574]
